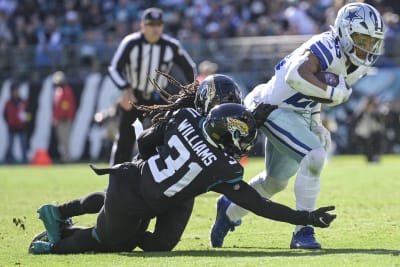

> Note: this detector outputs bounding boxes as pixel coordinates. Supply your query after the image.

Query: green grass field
[0,155,399,267]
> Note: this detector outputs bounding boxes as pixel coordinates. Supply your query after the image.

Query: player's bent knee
[256,175,288,197]
[139,231,180,252]
[265,176,288,192]
[304,147,326,175]
[144,239,176,252]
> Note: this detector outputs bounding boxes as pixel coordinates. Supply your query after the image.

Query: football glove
[307,206,336,228]
[251,103,277,128]
[311,121,331,152]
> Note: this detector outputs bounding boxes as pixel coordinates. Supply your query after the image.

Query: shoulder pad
[308,32,339,71]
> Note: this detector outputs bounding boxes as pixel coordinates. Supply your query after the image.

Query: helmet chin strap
[348,52,363,66]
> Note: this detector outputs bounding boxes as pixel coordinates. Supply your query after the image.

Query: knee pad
[301,147,326,177]
[264,176,288,197]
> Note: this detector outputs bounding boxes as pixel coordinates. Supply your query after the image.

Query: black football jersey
[140,108,243,212]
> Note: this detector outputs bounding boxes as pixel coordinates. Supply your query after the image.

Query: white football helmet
[333,3,385,66]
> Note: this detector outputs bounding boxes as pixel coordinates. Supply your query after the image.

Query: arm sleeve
[108,36,133,90]
[173,43,197,82]
[213,181,310,226]
[137,122,166,160]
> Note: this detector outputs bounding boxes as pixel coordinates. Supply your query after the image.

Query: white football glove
[327,75,352,106]
[311,121,331,152]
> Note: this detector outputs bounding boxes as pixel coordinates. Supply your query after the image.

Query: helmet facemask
[342,30,384,66]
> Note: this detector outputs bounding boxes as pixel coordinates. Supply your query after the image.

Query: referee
[108,7,197,164]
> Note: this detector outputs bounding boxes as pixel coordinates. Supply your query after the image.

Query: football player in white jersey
[210,2,384,249]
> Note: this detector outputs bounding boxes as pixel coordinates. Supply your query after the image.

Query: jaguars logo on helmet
[227,117,252,155]
[227,117,249,136]
[204,81,216,113]
[204,103,257,159]
[195,74,242,115]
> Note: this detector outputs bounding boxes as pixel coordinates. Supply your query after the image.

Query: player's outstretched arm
[307,206,336,228]
[250,103,277,128]
[213,181,336,228]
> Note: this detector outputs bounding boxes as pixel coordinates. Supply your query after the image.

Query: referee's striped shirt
[108,32,197,94]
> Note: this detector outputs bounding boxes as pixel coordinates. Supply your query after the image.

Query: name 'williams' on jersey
[141,108,243,212]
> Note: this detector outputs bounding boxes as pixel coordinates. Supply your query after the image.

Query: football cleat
[31,231,48,242]
[28,231,48,254]
[290,226,321,249]
[210,196,241,248]
[29,241,53,254]
[37,204,64,244]
[28,223,77,253]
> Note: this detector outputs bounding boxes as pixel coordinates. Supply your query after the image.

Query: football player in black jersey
[30,73,244,252]
[30,103,336,254]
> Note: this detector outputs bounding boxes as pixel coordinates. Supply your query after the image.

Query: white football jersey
[245,31,370,111]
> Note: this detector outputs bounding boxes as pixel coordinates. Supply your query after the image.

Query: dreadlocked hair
[134,70,199,124]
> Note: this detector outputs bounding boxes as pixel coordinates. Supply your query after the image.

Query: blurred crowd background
[1,0,400,164]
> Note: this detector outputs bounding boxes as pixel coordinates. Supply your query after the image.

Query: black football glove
[251,103,277,128]
[307,206,336,228]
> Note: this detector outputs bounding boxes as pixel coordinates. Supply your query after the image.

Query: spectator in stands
[80,2,105,30]
[0,36,11,79]
[0,9,13,44]
[52,71,76,163]
[354,96,385,163]
[60,10,83,45]
[3,82,29,163]
[35,14,63,70]
[107,7,196,164]
[112,0,138,24]
[283,1,318,35]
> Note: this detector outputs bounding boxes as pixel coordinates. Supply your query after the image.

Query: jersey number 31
[148,135,202,197]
